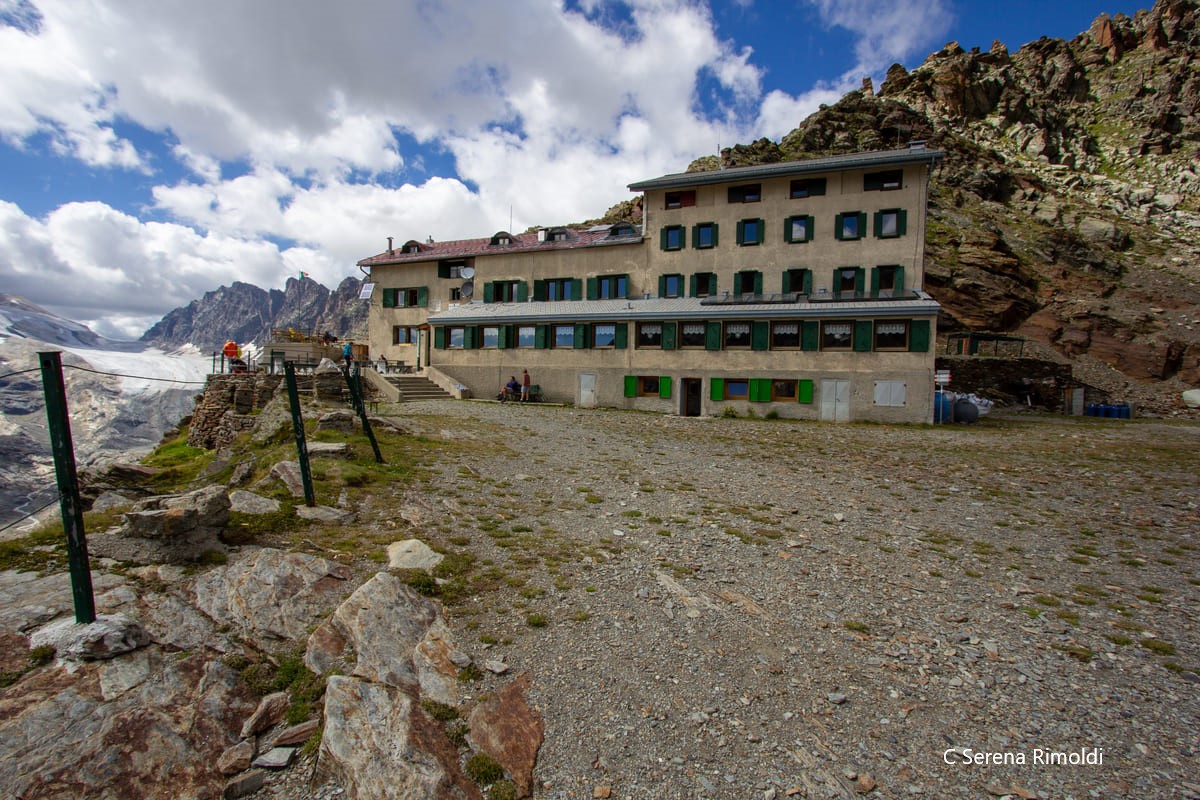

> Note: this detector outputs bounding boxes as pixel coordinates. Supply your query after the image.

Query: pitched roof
[627,146,945,192]
[358,224,642,268]
[426,292,940,324]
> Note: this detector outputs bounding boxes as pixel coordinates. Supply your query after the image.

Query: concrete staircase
[385,374,453,402]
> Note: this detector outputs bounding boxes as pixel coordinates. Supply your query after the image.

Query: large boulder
[317,676,482,800]
[0,650,256,800]
[190,548,356,644]
[304,573,462,705]
[86,485,230,565]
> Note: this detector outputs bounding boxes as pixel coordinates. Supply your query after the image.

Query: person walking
[521,369,531,402]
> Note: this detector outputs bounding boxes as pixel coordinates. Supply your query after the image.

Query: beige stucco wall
[433,343,936,423]
[642,164,930,294]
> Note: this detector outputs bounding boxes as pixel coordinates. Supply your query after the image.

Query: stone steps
[384,376,452,402]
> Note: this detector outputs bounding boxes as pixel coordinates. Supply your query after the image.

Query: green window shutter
[688,273,698,297]
[834,213,845,241]
[574,323,588,349]
[586,276,599,301]
[659,377,672,399]
[870,268,880,296]
[658,275,667,296]
[437,263,451,279]
[662,321,677,350]
[895,266,905,293]
[798,379,814,404]
[854,320,873,351]
[497,325,510,349]
[614,323,628,349]
[624,376,637,398]
[710,224,719,247]
[570,278,582,301]
[784,217,794,244]
[705,322,722,351]
[857,212,868,237]
[382,288,396,308]
[782,270,793,293]
[749,378,770,402]
[898,209,908,236]
[535,324,549,349]
[751,321,769,351]
[533,279,547,301]
[434,327,446,349]
[802,269,813,295]
[755,218,765,245]
[417,286,429,307]
[873,212,884,239]
[710,378,724,401]
[516,281,528,302]
[483,282,495,303]
[736,219,745,244]
[801,320,819,351]
[690,224,699,249]
[855,268,865,294]
[660,227,668,250]
[909,319,931,352]
[753,271,763,295]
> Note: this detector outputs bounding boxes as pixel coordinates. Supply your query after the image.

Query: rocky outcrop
[88,484,231,564]
[190,548,356,644]
[0,647,257,800]
[309,573,484,799]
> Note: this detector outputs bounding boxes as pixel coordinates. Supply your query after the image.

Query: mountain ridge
[140,275,368,352]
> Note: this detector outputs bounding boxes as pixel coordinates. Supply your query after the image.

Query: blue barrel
[1117,404,1131,419]
[934,391,952,423]
[1085,404,1097,417]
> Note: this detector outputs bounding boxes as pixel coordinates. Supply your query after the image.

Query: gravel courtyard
[349,401,1200,800]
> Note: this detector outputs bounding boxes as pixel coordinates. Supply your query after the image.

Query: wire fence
[0,359,211,533]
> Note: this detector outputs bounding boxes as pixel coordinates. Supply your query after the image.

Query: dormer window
[401,240,423,254]
[489,231,513,246]
[864,170,903,191]
[665,190,695,209]
[608,222,637,238]
[728,184,761,203]
[547,228,570,242]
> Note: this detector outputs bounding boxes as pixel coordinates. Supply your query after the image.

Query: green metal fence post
[38,351,96,624]
[283,362,316,507]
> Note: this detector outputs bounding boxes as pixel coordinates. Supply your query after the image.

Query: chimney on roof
[386,236,394,255]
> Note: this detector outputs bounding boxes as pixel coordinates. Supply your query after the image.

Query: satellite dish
[460,280,474,298]
[460,266,476,279]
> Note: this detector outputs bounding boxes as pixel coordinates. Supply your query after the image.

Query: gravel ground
[271,400,1200,800]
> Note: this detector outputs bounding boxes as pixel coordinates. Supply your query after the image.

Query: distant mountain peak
[140,277,368,352]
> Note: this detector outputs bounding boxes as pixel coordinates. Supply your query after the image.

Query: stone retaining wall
[187,373,291,450]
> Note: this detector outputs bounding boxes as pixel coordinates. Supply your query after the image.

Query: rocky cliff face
[688,0,1200,405]
[141,276,368,352]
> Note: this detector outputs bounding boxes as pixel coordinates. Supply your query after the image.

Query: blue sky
[0,0,1151,339]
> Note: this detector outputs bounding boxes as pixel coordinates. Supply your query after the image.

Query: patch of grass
[525,612,548,628]
[1058,644,1093,663]
[466,752,505,785]
[1033,595,1061,607]
[29,645,55,666]
[1105,634,1133,646]
[1141,639,1175,656]
[843,620,870,634]
[421,699,459,721]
